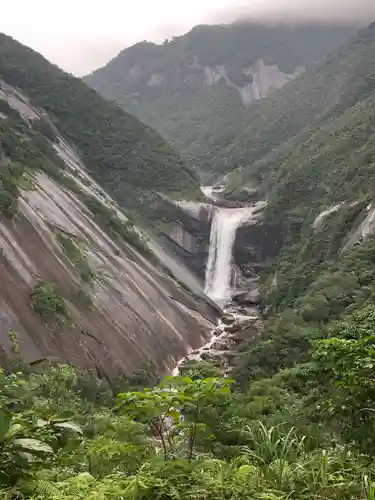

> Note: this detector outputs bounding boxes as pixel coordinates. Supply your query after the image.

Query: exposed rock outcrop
[0,81,217,377]
[202,60,304,106]
[156,197,213,280]
[234,219,283,277]
[341,203,375,254]
[175,309,263,375]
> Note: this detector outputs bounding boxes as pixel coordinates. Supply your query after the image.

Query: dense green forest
[221,23,375,387]
[0,33,199,223]
[223,22,375,390]
[86,22,357,176]
[223,22,375,193]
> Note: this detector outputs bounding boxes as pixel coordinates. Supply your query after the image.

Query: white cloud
[1,0,374,75]
[1,0,242,74]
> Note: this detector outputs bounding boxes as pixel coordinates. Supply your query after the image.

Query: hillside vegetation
[2,352,375,499]
[217,21,375,358]
[0,33,216,382]
[85,22,357,176]
[0,33,199,223]
[224,22,375,210]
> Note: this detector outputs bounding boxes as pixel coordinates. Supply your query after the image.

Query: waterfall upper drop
[205,206,260,306]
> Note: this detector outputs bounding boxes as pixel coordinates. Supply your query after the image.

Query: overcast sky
[1,0,375,76]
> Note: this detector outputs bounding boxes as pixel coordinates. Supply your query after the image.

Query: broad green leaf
[7,423,23,438]
[58,409,77,419]
[236,464,257,476]
[69,472,95,484]
[53,421,83,434]
[168,410,181,421]
[18,451,39,463]
[13,438,54,454]
[36,418,48,428]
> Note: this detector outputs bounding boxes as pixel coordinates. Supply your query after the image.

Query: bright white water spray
[205,207,257,306]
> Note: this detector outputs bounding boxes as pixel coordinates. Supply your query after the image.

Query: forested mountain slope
[224,22,375,218]
[0,34,199,223]
[229,21,375,393]
[4,22,375,500]
[85,22,357,175]
[216,24,375,498]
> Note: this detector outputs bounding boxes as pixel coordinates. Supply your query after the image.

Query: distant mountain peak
[85,21,358,176]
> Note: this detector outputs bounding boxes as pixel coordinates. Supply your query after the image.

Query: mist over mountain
[227,0,375,24]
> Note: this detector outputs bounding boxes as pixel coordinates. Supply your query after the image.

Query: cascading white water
[205,206,257,306]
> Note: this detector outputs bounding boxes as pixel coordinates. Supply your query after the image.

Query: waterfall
[204,207,257,306]
[172,200,265,375]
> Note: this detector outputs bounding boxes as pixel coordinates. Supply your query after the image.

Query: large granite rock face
[0,82,216,377]
[158,196,283,293]
[0,172,217,378]
[167,223,199,255]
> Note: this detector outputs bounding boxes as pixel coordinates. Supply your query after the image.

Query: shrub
[30,281,70,325]
[57,233,95,284]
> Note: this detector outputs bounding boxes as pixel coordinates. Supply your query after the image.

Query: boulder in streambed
[212,326,223,336]
[229,321,263,345]
[232,289,261,306]
[220,313,236,325]
[211,339,232,351]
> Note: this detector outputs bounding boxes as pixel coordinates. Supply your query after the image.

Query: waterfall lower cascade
[205,207,258,306]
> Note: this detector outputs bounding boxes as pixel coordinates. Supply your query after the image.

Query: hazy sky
[1,0,375,76]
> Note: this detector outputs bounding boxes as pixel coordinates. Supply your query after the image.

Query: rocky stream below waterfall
[172,305,263,375]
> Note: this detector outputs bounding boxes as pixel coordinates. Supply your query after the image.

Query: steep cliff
[85,22,357,176]
[0,35,216,376]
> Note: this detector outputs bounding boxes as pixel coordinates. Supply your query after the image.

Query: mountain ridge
[223,22,375,212]
[85,21,358,175]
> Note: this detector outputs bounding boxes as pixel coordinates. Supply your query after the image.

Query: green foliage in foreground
[1,340,375,500]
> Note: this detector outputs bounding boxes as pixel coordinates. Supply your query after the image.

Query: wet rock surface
[232,288,261,306]
[173,303,263,375]
[0,94,217,377]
